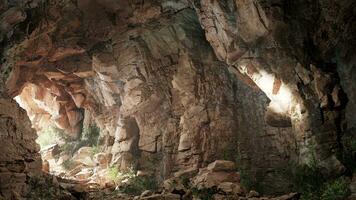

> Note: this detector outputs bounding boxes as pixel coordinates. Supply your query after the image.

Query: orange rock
[42,160,50,173]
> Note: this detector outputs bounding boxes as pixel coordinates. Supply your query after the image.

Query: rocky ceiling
[0,0,355,199]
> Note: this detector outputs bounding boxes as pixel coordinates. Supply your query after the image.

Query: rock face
[0,92,42,199]
[0,0,355,197]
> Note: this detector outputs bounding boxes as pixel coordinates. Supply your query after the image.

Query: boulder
[192,170,240,189]
[217,182,243,195]
[41,144,60,160]
[207,160,236,172]
[163,177,186,193]
[247,190,260,198]
[173,167,198,178]
[42,160,50,173]
[191,160,240,190]
[74,168,93,180]
[140,190,153,197]
[94,153,110,168]
[72,147,95,166]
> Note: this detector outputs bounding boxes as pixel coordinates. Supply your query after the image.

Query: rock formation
[0,91,42,199]
[0,0,355,199]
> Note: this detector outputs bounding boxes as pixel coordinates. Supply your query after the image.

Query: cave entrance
[13,82,104,186]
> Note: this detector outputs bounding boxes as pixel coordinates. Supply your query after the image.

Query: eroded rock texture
[0,0,355,197]
[0,91,42,199]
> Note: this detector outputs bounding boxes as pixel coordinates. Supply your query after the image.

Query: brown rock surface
[0,92,42,198]
[0,0,355,198]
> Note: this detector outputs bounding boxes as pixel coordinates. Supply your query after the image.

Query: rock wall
[0,0,355,196]
[0,91,42,199]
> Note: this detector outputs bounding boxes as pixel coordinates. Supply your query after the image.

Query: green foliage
[90,145,100,158]
[108,166,120,182]
[27,175,72,200]
[339,136,356,172]
[36,126,64,149]
[234,153,262,192]
[62,159,76,170]
[293,164,325,199]
[191,187,217,200]
[81,125,100,146]
[291,161,350,200]
[60,142,76,155]
[107,166,158,195]
[60,125,100,156]
[321,178,350,200]
[239,169,254,191]
[120,175,158,195]
[27,176,57,200]
[222,142,237,161]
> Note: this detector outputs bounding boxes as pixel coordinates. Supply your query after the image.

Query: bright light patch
[238,67,293,114]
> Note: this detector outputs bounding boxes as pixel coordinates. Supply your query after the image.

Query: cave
[0,0,355,200]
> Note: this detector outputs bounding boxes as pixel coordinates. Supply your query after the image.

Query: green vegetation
[120,175,158,195]
[108,165,120,182]
[73,125,100,153]
[292,161,350,200]
[339,136,356,172]
[107,166,158,195]
[321,178,350,200]
[27,176,57,200]
[60,125,100,156]
[36,126,65,149]
[238,169,255,191]
[81,125,100,145]
[234,153,263,192]
[61,159,76,170]
[27,175,72,200]
[222,142,237,161]
[191,187,217,200]
[293,162,325,200]
[90,145,100,158]
[60,142,76,155]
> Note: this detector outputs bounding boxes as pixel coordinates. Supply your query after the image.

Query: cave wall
[0,91,42,199]
[0,0,355,196]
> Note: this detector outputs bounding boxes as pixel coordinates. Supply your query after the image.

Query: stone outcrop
[0,92,42,199]
[0,0,355,198]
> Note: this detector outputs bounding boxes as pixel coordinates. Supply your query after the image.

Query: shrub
[321,178,350,200]
[291,161,325,199]
[108,166,120,182]
[81,125,100,146]
[61,125,101,156]
[239,169,255,191]
[90,145,100,158]
[60,142,77,155]
[291,159,351,200]
[62,159,76,170]
[27,175,73,200]
[234,154,263,192]
[339,136,356,172]
[107,166,158,195]
[27,176,57,200]
[191,187,217,200]
[36,126,64,149]
[120,175,158,195]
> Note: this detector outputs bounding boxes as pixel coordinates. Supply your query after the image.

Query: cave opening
[13,82,104,183]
